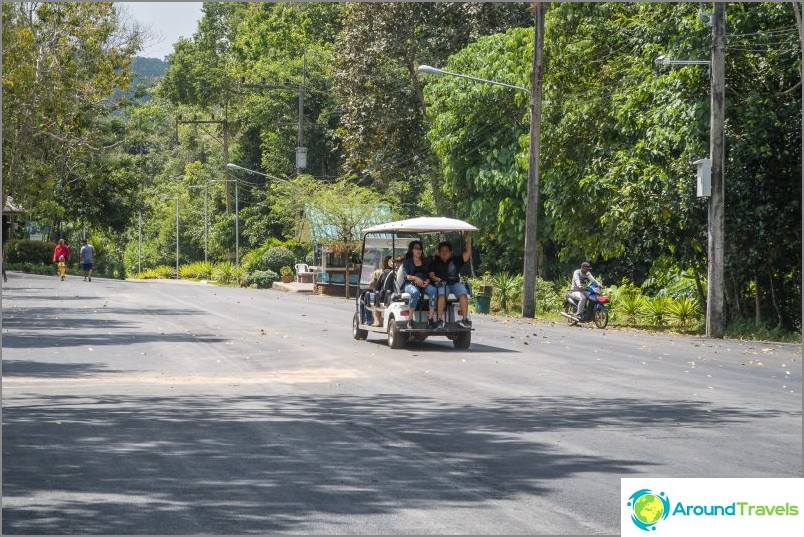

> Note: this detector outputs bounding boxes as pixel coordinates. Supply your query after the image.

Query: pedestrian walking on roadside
[79,239,95,282]
[52,239,70,278]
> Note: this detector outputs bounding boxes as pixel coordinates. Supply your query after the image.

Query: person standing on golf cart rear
[429,232,472,329]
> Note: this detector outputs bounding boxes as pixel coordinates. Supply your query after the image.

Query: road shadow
[2,393,792,534]
[1,360,124,378]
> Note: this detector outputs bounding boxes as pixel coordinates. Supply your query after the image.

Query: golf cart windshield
[359,217,478,287]
[359,235,416,286]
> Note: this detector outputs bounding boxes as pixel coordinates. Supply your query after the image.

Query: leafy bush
[179,261,213,280]
[5,239,55,264]
[614,290,643,324]
[245,269,279,289]
[534,277,564,314]
[667,296,701,326]
[260,246,296,273]
[280,266,293,278]
[4,262,56,275]
[490,272,523,313]
[231,265,246,286]
[640,296,670,326]
[134,265,175,279]
[242,244,271,272]
[212,262,235,284]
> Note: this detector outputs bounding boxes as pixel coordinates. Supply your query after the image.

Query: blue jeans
[404,282,436,310]
[436,282,469,298]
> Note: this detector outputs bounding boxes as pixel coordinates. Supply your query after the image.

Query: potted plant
[280,265,294,283]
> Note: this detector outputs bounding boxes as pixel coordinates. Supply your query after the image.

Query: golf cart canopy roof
[362,217,477,235]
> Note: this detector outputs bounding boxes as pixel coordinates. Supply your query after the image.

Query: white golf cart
[351,217,477,350]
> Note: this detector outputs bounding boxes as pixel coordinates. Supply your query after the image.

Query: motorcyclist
[570,261,600,319]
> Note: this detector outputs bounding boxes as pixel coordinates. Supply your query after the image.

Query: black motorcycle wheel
[593,308,609,329]
[564,302,578,326]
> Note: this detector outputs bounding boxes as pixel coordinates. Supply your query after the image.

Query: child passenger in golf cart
[428,231,472,329]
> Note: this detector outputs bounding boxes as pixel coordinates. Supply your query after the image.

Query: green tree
[2,2,144,230]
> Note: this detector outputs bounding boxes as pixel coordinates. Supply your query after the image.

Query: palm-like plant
[668,296,701,326]
[491,273,523,313]
[640,296,670,326]
[212,262,234,284]
[616,292,643,324]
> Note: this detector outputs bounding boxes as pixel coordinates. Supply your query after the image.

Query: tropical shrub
[640,296,670,326]
[252,246,295,273]
[668,296,701,326]
[212,262,235,284]
[5,239,55,264]
[491,272,523,313]
[231,265,246,286]
[534,277,564,314]
[246,269,279,289]
[179,261,213,280]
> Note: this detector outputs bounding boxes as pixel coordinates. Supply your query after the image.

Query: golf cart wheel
[353,312,368,340]
[387,316,407,349]
[564,302,579,326]
[593,308,609,329]
[453,330,471,350]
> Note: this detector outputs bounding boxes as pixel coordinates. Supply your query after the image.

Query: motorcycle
[560,282,610,329]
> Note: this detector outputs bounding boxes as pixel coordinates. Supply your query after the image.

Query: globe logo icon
[627,489,670,531]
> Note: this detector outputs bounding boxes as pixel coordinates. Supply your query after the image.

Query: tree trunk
[693,265,706,310]
[344,247,350,300]
[754,273,761,326]
[768,274,783,327]
[731,276,742,317]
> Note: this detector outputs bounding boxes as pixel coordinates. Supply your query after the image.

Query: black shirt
[429,256,466,284]
[402,258,429,281]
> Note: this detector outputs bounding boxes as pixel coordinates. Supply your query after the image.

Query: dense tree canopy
[3,2,799,331]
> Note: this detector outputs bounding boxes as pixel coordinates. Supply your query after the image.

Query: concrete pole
[204,183,209,265]
[175,198,180,280]
[223,100,231,214]
[522,2,546,318]
[138,210,142,274]
[235,179,239,265]
[706,3,726,338]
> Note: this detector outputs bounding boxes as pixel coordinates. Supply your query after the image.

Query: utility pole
[241,77,307,174]
[522,2,546,318]
[176,110,231,213]
[188,184,209,264]
[707,2,726,338]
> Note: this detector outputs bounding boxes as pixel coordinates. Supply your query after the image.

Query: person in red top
[52,239,70,267]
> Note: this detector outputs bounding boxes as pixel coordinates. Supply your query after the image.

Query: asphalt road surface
[2,273,801,534]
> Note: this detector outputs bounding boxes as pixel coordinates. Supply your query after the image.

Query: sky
[121,2,205,60]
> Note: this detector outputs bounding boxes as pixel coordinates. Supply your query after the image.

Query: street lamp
[417,65,532,96]
[225,163,290,183]
[654,55,711,68]
[418,64,541,318]
[188,184,209,264]
[164,197,179,279]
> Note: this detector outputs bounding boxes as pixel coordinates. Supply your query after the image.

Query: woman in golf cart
[401,240,437,328]
[428,232,472,329]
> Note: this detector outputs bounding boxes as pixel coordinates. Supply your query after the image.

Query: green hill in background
[125,56,168,102]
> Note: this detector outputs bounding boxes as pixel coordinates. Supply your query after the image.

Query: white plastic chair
[295,263,314,282]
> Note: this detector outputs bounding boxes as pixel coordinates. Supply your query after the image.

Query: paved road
[2,273,801,534]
